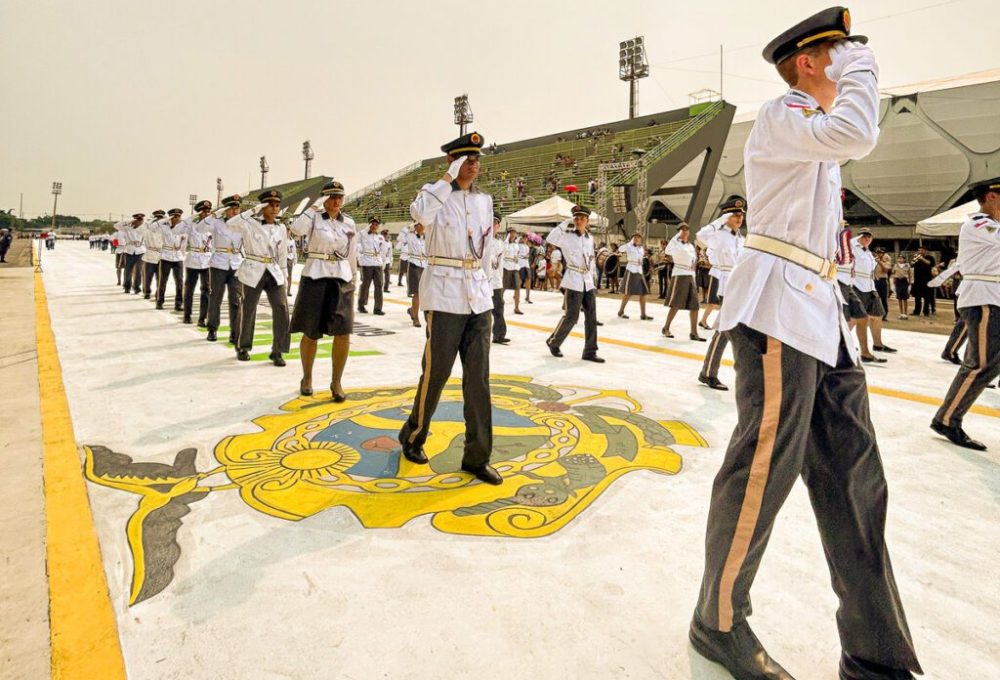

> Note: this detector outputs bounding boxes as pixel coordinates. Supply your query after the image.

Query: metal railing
[344,160,423,204]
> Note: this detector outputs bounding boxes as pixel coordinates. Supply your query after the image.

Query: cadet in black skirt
[289,180,359,401]
[406,223,426,327]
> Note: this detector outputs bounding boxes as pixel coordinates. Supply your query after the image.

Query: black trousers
[358,265,383,311]
[943,316,968,359]
[701,331,729,379]
[384,263,392,291]
[935,305,1000,429]
[491,288,507,342]
[875,277,890,319]
[399,310,492,468]
[238,271,290,354]
[398,259,408,285]
[911,282,935,315]
[657,267,668,298]
[183,267,210,323]
[695,324,921,673]
[208,267,241,336]
[142,261,159,297]
[123,253,141,292]
[157,260,183,309]
[547,289,598,357]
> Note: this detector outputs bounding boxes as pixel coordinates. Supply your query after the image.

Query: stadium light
[259,156,269,190]
[189,194,197,213]
[618,36,649,119]
[302,140,314,180]
[453,94,474,136]
[216,177,223,206]
[51,181,62,231]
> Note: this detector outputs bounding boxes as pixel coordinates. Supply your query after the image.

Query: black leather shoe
[497,337,511,344]
[640,314,654,321]
[155,303,164,310]
[698,375,729,391]
[174,306,183,312]
[358,306,367,314]
[143,294,150,299]
[839,653,915,679]
[183,316,192,324]
[618,312,629,319]
[547,343,563,358]
[236,349,251,361]
[582,355,605,363]
[373,310,385,316]
[461,463,503,485]
[689,617,794,680]
[401,442,429,465]
[662,331,675,338]
[930,419,987,451]
[872,344,896,353]
[270,353,286,367]
[227,336,236,345]
[207,330,217,342]
[861,354,887,364]
[595,321,604,326]
[331,385,346,403]
[197,320,207,328]
[940,352,961,365]
[690,333,707,342]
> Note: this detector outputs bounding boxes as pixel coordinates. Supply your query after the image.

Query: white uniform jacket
[665,235,696,277]
[358,231,385,268]
[697,215,743,295]
[122,223,145,255]
[207,216,243,271]
[502,239,520,271]
[227,210,288,288]
[158,219,186,262]
[289,209,357,282]
[408,234,427,268]
[140,222,162,264]
[955,212,1000,309]
[546,221,595,293]
[617,242,645,274]
[486,236,504,290]
[180,217,213,270]
[850,238,877,293]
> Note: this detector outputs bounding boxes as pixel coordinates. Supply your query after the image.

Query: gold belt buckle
[463,257,476,269]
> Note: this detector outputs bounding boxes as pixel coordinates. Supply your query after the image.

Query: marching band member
[616,232,653,320]
[661,223,704,341]
[285,222,298,298]
[545,205,603,362]
[518,233,532,303]
[205,195,244,343]
[397,223,411,288]
[156,209,185,311]
[851,228,896,358]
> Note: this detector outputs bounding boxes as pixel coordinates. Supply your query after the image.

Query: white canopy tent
[505,195,608,230]
[915,200,979,237]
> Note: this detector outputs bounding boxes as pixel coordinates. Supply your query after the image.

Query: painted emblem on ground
[84,375,705,604]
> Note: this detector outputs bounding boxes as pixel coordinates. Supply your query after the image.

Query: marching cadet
[156,209,186,311]
[406,223,427,327]
[289,180,358,401]
[689,9,922,680]
[205,195,244,343]
[502,227,523,314]
[851,229,896,358]
[545,205,604,362]
[285,220,298,297]
[113,221,128,285]
[357,217,386,315]
[227,189,291,366]
[120,213,146,294]
[139,210,165,298]
[517,234,533,303]
[180,202,213,326]
[697,198,746,390]
[487,215,509,343]
[397,223,411,289]
[399,131,501,486]
[380,228,393,292]
[616,232,653,320]
[931,176,1000,450]
[661,224,704,341]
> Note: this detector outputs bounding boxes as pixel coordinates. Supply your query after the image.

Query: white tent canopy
[915,200,979,237]
[505,195,608,229]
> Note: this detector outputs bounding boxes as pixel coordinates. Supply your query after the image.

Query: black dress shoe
[461,463,503,485]
[182,316,192,324]
[207,329,217,342]
[401,442,429,465]
[860,354,887,363]
[690,333,707,342]
[143,294,150,299]
[498,337,511,344]
[930,419,987,451]
[618,312,629,319]
[270,353,286,367]
[236,349,251,361]
[197,320,207,328]
[940,352,961,365]
[640,314,654,320]
[698,375,729,391]
[689,618,794,680]
[699,321,710,329]
[582,355,605,363]
[872,344,896,353]
[228,336,237,345]
[358,306,367,314]
[331,386,346,403]
[547,343,563,358]
[595,321,604,326]
[155,303,164,310]
[373,310,385,316]
[839,653,915,679]
[174,306,183,312]
[662,330,675,338]
[514,309,524,315]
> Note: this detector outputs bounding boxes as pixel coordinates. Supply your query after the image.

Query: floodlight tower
[51,182,62,231]
[259,156,269,189]
[302,140,314,179]
[216,177,223,206]
[619,36,649,119]
[189,194,197,213]
[453,94,473,136]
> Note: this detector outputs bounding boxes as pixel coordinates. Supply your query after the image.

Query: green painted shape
[429,434,549,474]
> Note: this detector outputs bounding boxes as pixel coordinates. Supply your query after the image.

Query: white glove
[825,41,878,82]
[445,156,467,182]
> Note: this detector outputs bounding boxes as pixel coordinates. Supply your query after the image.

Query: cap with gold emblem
[719,196,747,214]
[493,213,502,224]
[151,210,166,218]
[167,208,183,217]
[194,200,212,213]
[969,176,1000,200]
[321,180,345,197]
[132,213,146,220]
[763,6,867,65]
[257,189,283,204]
[571,204,592,217]
[441,131,484,158]
[221,194,242,208]
[368,216,381,225]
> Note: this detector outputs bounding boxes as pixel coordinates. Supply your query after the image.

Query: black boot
[689,617,794,680]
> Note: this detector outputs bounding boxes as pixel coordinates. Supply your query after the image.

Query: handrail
[344,160,422,204]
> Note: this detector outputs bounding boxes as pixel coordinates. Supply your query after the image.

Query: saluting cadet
[661,224,704,341]
[486,215,509,343]
[835,221,870,336]
[696,198,746,390]
[139,210,165,299]
[399,131,501,486]
[931,176,1000,451]
[113,221,128,285]
[205,195,244,343]
[289,180,358,401]
[120,213,146,294]
[285,223,298,297]
[227,189,291,366]
[406,223,427,327]
[156,209,186,311]
[357,217,386,315]
[180,202,213,326]
[397,224,411,288]
[380,229,393,292]
[851,229,896,358]
[546,205,604,362]
[502,228,523,314]
[616,233,653,320]
[689,9,922,680]
[517,234,533,303]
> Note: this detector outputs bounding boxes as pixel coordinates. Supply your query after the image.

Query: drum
[604,253,619,275]
[642,257,651,277]
[596,250,609,271]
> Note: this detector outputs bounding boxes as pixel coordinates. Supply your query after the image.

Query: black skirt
[707,277,723,305]
[502,269,520,290]
[407,263,424,296]
[838,281,867,320]
[290,276,355,339]
[893,278,910,301]
[623,270,649,295]
[665,276,699,311]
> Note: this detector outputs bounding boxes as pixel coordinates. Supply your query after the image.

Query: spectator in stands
[588,179,598,196]
[516,177,525,198]
[891,254,911,319]
[911,246,936,316]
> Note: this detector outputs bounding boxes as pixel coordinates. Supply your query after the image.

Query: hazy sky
[1,0,994,219]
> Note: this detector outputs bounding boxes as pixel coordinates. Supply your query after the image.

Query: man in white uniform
[398,131,501,486]
[156,209,186,311]
[932,176,1000,450]
[357,218,386,315]
[486,214,509,344]
[206,195,244,343]
[397,224,411,289]
[689,9,922,680]
[139,210,164,299]
[120,213,146,294]
[380,229,393,292]
[180,202,214,326]
[502,228,523,314]
[546,205,603,362]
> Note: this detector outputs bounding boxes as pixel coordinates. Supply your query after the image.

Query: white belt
[673,265,694,275]
[147,247,161,253]
[245,254,274,264]
[307,252,344,261]
[566,264,589,274]
[964,273,1000,283]
[745,234,837,281]
[427,255,481,269]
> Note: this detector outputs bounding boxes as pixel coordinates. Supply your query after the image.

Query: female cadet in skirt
[406,223,427,327]
[661,223,705,341]
[289,180,358,402]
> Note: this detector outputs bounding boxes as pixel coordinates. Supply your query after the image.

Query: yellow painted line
[385,297,1000,418]
[36,272,127,679]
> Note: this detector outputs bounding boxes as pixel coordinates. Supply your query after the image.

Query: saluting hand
[825,40,878,82]
[445,156,467,183]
